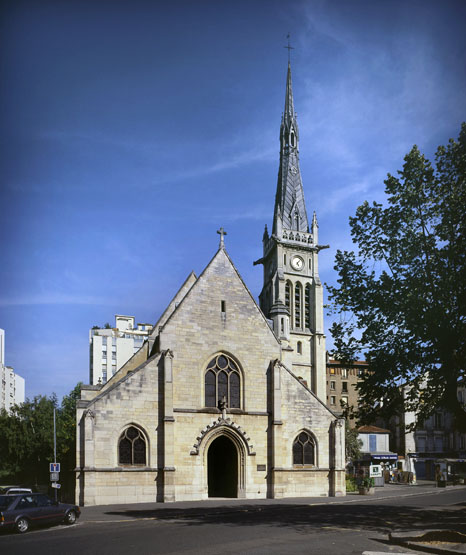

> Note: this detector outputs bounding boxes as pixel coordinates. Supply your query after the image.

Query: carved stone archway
[192,417,254,499]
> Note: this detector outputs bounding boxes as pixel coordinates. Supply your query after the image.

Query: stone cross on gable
[217,227,227,248]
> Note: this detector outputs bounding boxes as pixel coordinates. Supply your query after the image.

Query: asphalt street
[1,484,465,555]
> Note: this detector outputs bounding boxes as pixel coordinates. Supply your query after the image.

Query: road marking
[89,517,159,523]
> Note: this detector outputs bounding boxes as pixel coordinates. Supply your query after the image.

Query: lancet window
[118,426,147,466]
[294,282,302,328]
[205,354,241,409]
[292,431,315,466]
[285,281,292,321]
[304,283,311,329]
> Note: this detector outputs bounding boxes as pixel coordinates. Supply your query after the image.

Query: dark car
[0,486,32,495]
[0,493,80,533]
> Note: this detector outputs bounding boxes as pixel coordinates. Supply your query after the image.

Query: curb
[389,530,466,555]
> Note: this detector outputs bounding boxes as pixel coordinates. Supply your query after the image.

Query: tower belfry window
[285,281,291,312]
[295,283,302,328]
[305,284,311,329]
[291,132,295,146]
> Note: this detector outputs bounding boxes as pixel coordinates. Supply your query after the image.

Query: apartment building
[326,356,368,424]
[89,315,153,385]
[0,328,25,412]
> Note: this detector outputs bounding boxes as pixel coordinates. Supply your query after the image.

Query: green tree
[328,124,466,431]
[0,384,82,490]
[345,420,362,464]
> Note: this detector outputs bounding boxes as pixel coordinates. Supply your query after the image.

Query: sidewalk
[78,481,454,523]
[79,483,466,554]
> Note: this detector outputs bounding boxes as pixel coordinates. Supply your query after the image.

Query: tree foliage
[328,124,466,431]
[345,420,362,463]
[0,384,82,486]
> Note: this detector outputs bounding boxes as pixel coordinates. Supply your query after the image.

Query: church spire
[284,62,295,125]
[273,62,309,235]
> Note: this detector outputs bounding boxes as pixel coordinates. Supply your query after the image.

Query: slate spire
[273,62,309,235]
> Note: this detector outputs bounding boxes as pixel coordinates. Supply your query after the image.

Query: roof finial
[284,32,294,63]
[217,227,227,248]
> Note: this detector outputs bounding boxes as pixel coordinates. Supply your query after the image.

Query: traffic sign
[50,462,60,472]
[50,472,59,481]
[370,464,382,477]
[51,482,61,489]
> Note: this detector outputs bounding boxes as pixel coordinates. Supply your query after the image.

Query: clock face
[291,255,304,271]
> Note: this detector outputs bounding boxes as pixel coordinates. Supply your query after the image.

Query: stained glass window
[118,426,147,465]
[292,431,315,465]
[204,354,241,409]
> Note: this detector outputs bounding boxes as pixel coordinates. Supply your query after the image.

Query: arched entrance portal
[207,435,238,498]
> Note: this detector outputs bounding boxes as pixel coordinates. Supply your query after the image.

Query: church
[75,63,346,506]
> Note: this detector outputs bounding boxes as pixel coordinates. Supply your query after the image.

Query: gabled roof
[148,270,197,340]
[281,361,342,419]
[159,246,280,345]
[86,352,163,408]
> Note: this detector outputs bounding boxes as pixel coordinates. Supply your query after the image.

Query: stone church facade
[76,63,345,506]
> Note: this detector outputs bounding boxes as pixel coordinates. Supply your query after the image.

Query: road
[1,486,465,554]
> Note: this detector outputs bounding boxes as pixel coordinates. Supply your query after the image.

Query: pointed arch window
[204,354,241,409]
[292,431,315,466]
[304,283,311,329]
[285,281,292,322]
[295,282,302,328]
[118,426,147,466]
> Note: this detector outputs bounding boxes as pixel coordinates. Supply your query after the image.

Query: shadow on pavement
[103,502,466,536]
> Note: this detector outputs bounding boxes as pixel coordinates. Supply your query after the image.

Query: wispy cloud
[0,293,116,307]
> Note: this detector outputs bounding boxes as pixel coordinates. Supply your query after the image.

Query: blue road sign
[50,462,60,472]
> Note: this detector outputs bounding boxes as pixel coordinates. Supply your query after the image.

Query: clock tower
[254,62,328,400]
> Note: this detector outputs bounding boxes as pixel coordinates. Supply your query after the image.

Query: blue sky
[1,0,465,401]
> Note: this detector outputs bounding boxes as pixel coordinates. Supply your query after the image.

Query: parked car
[0,486,32,495]
[0,493,80,533]
[2,488,33,496]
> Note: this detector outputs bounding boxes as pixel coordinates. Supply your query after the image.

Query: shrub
[346,476,358,492]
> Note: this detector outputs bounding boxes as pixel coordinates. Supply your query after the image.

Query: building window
[342,382,348,392]
[341,368,348,378]
[434,413,442,428]
[330,368,335,374]
[118,426,147,465]
[205,354,241,409]
[294,283,302,328]
[330,396,336,405]
[297,341,302,354]
[330,381,335,391]
[292,431,315,466]
[434,436,443,452]
[285,281,292,320]
[417,436,426,452]
[369,434,377,452]
[304,284,311,329]
[341,396,348,406]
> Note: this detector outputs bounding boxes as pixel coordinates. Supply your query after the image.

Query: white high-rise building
[0,328,25,412]
[89,315,153,385]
